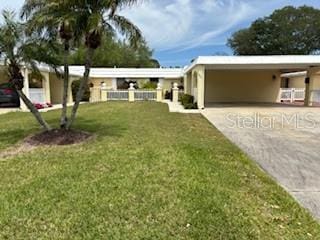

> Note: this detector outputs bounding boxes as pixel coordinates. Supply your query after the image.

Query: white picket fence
[134,90,156,101]
[29,88,46,103]
[280,88,305,102]
[106,90,129,100]
[103,90,157,101]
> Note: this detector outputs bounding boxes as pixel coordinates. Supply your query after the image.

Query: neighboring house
[1,55,320,110]
[0,64,72,110]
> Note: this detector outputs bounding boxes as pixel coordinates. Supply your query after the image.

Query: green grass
[0,102,319,239]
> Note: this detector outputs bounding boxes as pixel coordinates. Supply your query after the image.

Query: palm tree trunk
[17,89,51,131]
[60,41,70,129]
[66,47,95,130]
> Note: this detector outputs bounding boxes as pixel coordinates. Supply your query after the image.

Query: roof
[2,55,320,78]
[281,71,307,78]
[68,66,184,79]
[186,55,320,72]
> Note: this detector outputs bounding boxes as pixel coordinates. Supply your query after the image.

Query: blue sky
[2,0,320,66]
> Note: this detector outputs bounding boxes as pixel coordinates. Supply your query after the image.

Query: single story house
[0,64,183,110]
[1,55,320,110]
[68,66,184,92]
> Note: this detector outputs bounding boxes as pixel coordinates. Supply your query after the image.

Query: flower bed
[33,102,53,109]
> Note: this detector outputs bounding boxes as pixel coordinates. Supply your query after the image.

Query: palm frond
[111,14,143,48]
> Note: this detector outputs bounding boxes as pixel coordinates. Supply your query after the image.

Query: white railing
[29,88,45,103]
[280,88,305,102]
[311,90,320,103]
[134,90,156,101]
[107,90,129,100]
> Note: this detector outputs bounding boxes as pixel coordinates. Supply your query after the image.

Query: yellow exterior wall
[89,78,113,88]
[88,77,183,92]
[311,74,320,89]
[193,65,205,109]
[205,70,281,103]
[185,73,192,95]
[286,71,320,90]
[49,73,63,104]
[162,78,183,92]
[288,76,305,88]
[0,66,9,84]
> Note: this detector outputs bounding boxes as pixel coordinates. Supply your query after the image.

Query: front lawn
[0,102,319,239]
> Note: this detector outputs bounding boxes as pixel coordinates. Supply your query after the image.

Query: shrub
[184,102,198,109]
[180,94,198,109]
[181,94,194,105]
[72,79,90,102]
[142,81,157,89]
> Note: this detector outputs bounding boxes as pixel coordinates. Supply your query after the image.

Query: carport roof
[186,56,320,72]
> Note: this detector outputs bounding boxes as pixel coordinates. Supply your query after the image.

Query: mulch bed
[26,129,93,146]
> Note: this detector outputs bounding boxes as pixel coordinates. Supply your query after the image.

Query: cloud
[121,0,255,51]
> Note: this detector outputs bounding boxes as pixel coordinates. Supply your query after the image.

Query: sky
[2,0,320,67]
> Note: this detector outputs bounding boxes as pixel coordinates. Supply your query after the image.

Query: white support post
[196,66,205,109]
[20,67,29,111]
[156,83,162,102]
[89,87,94,103]
[172,83,179,103]
[43,72,51,103]
[305,70,311,106]
[101,82,107,101]
[67,78,74,104]
[290,88,295,103]
[183,74,187,94]
[128,83,135,102]
[112,78,117,90]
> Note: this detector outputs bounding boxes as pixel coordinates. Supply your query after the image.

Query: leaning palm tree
[66,0,144,129]
[0,11,59,131]
[21,0,144,130]
[21,0,76,129]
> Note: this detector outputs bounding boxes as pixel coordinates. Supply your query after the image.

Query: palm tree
[0,11,59,131]
[22,1,76,129]
[66,0,144,129]
[21,0,144,130]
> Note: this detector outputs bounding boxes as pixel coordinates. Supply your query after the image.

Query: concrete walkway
[0,108,20,115]
[202,104,320,219]
[163,100,200,114]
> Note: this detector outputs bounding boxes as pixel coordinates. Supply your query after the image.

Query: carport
[183,56,320,109]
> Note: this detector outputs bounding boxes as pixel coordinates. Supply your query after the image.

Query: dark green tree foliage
[69,36,158,68]
[228,6,320,55]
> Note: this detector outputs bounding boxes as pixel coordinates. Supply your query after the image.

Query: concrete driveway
[202,104,320,219]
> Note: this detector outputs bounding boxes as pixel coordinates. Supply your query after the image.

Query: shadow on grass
[71,117,128,138]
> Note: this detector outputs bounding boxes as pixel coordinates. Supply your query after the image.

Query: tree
[22,0,144,130]
[0,11,60,131]
[22,0,77,129]
[228,6,320,55]
[65,0,144,129]
[69,36,158,68]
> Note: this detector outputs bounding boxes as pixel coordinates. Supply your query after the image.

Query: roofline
[184,55,320,73]
[281,71,307,78]
[2,55,320,78]
[68,66,185,78]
